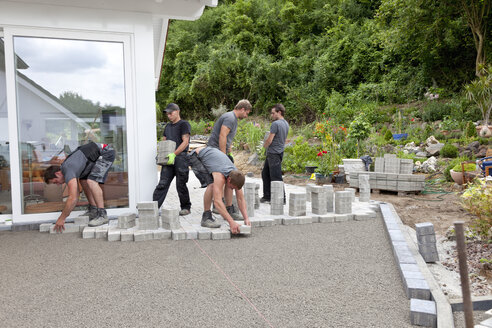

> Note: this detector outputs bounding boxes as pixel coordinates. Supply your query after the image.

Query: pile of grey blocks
[39,214,89,234]
[117,213,136,229]
[311,186,328,215]
[349,154,425,194]
[270,181,284,215]
[323,185,334,212]
[156,140,176,165]
[344,187,356,203]
[254,183,260,209]
[137,201,159,230]
[244,182,256,217]
[358,174,371,202]
[335,191,352,214]
[288,192,306,217]
[161,208,181,230]
[415,222,439,263]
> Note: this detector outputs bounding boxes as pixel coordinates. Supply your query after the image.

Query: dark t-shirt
[163,120,191,152]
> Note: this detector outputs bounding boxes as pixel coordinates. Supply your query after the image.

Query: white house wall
[0,1,161,221]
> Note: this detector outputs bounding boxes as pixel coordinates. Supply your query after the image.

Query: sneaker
[82,204,98,220]
[88,208,108,227]
[226,205,242,221]
[259,197,270,204]
[201,210,220,228]
[179,209,191,216]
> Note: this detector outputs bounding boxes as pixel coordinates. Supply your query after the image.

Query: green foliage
[421,101,450,122]
[384,128,393,141]
[440,144,458,158]
[465,121,477,138]
[465,64,492,127]
[396,151,426,163]
[189,120,212,135]
[461,179,492,241]
[452,163,476,172]
[443,156,469,182]
[233,120,265,152]
[283,137,318,173]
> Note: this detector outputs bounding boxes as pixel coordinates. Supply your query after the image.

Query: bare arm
[53,178,79,232]
[219,125,231,154]
[174,134,190,156]
[212,172,240,233]
[235,188,250,226]
[263,132,275,149]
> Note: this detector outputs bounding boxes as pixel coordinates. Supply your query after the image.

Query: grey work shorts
[80,146,116,184]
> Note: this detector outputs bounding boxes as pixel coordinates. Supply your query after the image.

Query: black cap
[164,103,180,113]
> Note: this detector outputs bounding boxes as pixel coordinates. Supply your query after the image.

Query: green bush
[452,163,476,171]
[443,156,469,182]
[465,121,476,138]
[283,137,319,173]
[233,120,265,152]
[440,144,458,158]
[422,101,449,122]
[189,120,210,135]
[384,129,393,141]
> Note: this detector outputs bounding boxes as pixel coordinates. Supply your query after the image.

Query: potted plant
[465,64,492,138]
[315,150,334,184]
[305,161,318,174]
[450,163,478,185]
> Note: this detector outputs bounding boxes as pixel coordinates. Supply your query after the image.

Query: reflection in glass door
[13,36,128,214]
[0,37,12,214]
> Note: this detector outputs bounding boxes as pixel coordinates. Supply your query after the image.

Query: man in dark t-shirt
[152,103,192,215]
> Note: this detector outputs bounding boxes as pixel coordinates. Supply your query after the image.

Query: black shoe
[201,210,220,228]
[259,197,270,204]
[226,205,242,221]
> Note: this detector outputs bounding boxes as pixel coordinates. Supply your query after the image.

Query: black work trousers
[261,152,284,200]
[152,153,191,210]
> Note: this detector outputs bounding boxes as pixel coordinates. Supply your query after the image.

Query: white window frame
[3,27,136,223]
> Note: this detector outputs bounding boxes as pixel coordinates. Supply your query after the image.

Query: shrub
[465,121,476,138]
[443,156,469,181]
[440,144,458,158]
[233,120,265,152]
[283,137,319,173]
[384,129,393,141]
[452,163,477,172]
[189,120,209,135]
[461,179,492,241]
[422,101,449,122]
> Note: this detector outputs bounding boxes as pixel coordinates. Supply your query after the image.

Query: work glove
[167,153,176,165]
[227,152,234,163]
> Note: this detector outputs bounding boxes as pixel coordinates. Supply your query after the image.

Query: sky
[13,37,125,108]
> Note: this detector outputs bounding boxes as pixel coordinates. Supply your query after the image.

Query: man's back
[207,111,237,151]
[268,119,289,154]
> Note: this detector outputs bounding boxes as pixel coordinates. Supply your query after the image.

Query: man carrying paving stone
[44,141,115,232]
[189,146,250,234]
[260,103,289,204]
[152,103,192,215]
[207,99,252,219]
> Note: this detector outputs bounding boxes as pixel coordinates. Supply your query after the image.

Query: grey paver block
[410,298,436,327]
[388,229,405,242]
[317,214,335,223]
[134,230,153,242]
[282,217,299,225]
[405,278,431,300]
[239,225,251,235]
[153,229,171,240]
[74,216,89,225]
[108,229,121,242]
[95,226,108,239]
[211,229,231,240]
[415,222,435,235]
[82,227,96,239]
[334,214,349,222]
[39,223,51,232]
[172,229,186,241]
[50,223,81,234]
[120,230,134,242]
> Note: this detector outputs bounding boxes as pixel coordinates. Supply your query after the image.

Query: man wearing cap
[208,99,252,218]
[152,103,192,215]
[44,141,116,231]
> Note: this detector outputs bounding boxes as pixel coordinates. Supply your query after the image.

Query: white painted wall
[0,1,164,221]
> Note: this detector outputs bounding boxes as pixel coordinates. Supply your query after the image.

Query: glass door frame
[3,26,136,224]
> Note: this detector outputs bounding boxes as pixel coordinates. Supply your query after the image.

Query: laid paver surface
[0,173,414,327]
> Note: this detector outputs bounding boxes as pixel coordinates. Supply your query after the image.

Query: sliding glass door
[12,36,129,214]
[0,34,12,215]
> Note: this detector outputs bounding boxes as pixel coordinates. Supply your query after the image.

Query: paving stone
[120,230,134,242]
[137,201,159,212]
[79,224,88,232]
[108,229,121,242]
[410,298,436,327]
[153,229,171,240]
[282,217,299,225]
[82,227,96,239]
[388,229,405,242]
[12,224,30,232]
[317,214,336,223]
[404,278,431,300]
[239,225,251,235]
[74,216,89,225]
[172,229,186,241]
[415,222,435,235]
[211,229,231,240]
[259,219,275,227]
[402,270,425,280]
[134,230,153,242]
[354,212,372,221]
[95,227,109,239]
[334,214,349,222]
[118,213,136,229]
[184,228,198,240]
[297,216,312,225]
[39,223,52,232]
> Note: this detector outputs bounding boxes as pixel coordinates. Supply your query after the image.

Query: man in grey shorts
[44,142,116,231]
[189,146,250,234]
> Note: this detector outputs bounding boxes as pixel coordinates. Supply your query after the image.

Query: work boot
[88,208,109,227]
[179,209,191,216]
[226,205,242,221]
[201,210,220,228]
[259,197,270,204]
[82,204,98,220]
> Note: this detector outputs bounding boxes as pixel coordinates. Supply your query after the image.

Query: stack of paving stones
[244,182,256,218]
[305,183,315,202]
[288,192,306,217]
[323,185,334,212]
[349,154,425,195]
[156,140,176,165]
[415,222,439,263]
[117,213,136,229]
[270,181,284,215]
[254,183,260,209]
[137,201,159,230]
[311,186,328,215]
[344,187,356,203]
[358,174,371,202]
[380,203,436,328]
